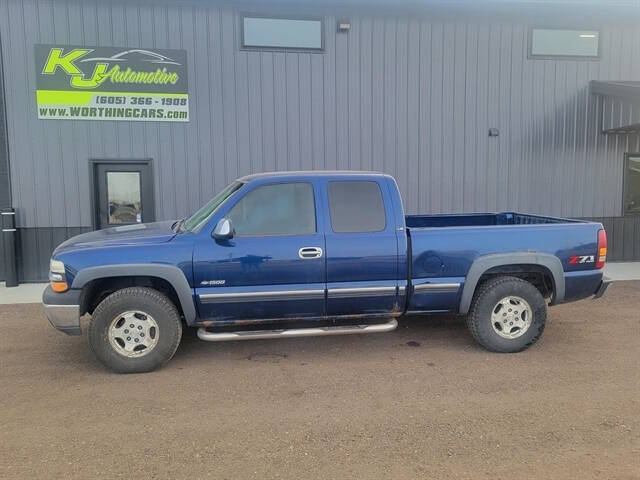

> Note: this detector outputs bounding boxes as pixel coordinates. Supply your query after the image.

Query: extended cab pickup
[43,171,610,373]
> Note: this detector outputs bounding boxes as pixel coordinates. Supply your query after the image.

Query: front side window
[227,182,316,236]
[624,155,640,215]
[183,181,243,232]
[242,16,323,50]
[328,181,386,233]
[530,28,600,58]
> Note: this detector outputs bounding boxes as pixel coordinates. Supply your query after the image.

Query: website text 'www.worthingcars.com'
[38,106,188,121]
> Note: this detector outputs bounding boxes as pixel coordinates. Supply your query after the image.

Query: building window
[624,155,640,215]
[327,181,386,233]
[241,15,323,51]
[529,28,600,59]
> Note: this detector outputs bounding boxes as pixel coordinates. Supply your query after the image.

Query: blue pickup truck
[43,171,610,373]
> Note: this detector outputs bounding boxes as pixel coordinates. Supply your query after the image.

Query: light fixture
[580,34,596,38]
[337,20,351,32]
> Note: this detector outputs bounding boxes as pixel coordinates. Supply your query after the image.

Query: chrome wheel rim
[108,310,159,358]
[491,296,532,339]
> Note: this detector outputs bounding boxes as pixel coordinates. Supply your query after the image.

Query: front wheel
[88,287,183,373]
[466,276,547,353]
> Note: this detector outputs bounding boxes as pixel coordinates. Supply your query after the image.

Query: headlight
[50,259,65,274]
[49,259,68,292]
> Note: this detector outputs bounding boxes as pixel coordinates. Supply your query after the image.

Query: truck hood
[55,221,178,252]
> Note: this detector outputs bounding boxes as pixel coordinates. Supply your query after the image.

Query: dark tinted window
[184,181,242,231]
[328,181,386,233]
[228,182,316,236]
[625,155,640,215]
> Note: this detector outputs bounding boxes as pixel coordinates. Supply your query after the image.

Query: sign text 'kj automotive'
[35,45,189,122]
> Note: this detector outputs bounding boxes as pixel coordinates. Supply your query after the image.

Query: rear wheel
[88,287,182,373]
[466,276,547,353]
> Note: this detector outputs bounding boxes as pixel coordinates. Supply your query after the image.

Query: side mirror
[212,218,234,241]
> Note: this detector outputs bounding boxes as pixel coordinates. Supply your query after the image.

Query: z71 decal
[569,255,595,265]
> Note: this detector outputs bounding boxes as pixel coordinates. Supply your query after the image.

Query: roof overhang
[591,81,640,100]
[143,0,640,23]
[590,81,640,134]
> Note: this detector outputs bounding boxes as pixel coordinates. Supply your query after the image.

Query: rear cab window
[327,181,386,233]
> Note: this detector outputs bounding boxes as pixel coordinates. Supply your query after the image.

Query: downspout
[0,31,18,286]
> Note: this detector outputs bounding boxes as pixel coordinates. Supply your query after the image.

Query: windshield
[182,181,243,232]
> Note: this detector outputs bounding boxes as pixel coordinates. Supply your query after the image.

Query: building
[0,0,639,283]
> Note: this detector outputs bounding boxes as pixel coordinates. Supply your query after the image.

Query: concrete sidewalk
[0,282,48,305]
[604,262,640,281]
[1,262,639,305]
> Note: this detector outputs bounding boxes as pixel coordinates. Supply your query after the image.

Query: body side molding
[199,289,325,304]
[413,282,461,292]
[458,252,565,315]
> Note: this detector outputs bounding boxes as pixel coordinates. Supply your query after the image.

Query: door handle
[298,247,323,259]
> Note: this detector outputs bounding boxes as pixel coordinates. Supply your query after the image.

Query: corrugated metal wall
[1,0,639,228]
[0,31,9,280]
[587,216,640,261]
[0,31,9,210]
[600,94,640,132]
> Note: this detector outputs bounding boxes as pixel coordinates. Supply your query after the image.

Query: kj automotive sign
[34,45,189,122]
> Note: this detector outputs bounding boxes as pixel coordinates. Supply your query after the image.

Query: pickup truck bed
[42,171,610,373]
[405,212,582,228]
[405,216,603,314]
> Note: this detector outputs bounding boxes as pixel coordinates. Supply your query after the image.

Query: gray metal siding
[600,95,640,132]
[0,30,9,280]
[0,30,9,210]
[15,227,91,282]
[1,0,640,231]
[587,217,640,262]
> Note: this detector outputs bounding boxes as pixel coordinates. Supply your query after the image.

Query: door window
[107,171,142,224]
[327,181,386,233]
[93,161,154,229]
[624,155,640,215]
[227,182,316,236]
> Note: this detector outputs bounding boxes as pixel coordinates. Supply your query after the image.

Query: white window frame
[528,27,601,60]
[240,14,325,52]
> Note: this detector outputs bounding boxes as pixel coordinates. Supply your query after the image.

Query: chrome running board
[197,318,398,342]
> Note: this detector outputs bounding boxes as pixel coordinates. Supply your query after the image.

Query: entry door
[194,181,326,323]
[93,161,155,229]
[323,179,400,317]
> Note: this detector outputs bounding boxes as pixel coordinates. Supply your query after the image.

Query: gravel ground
[1,281,639,480]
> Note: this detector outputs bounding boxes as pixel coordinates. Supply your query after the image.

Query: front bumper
[593,276,612,300]
[42,286,82,336]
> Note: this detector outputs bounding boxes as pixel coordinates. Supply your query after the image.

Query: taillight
[596,229,607,269]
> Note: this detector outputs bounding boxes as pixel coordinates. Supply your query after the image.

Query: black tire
[466,276,547,353]
[88,287,182,373]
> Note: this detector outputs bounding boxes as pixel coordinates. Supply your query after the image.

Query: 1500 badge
[569,255,595,265]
